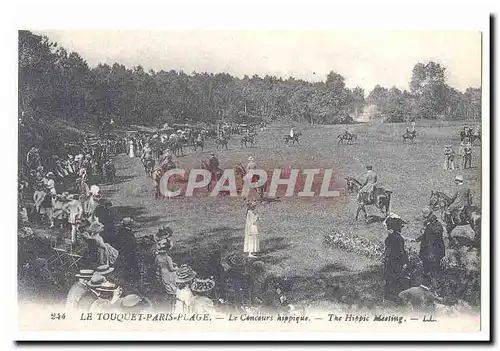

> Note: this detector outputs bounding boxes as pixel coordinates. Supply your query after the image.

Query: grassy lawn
[97,120,481,305]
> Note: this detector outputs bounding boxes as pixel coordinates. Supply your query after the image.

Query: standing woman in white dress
[129,140,135,158]
[244,200,260,258]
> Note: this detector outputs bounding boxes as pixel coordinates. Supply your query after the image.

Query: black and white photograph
[11,4,491,342]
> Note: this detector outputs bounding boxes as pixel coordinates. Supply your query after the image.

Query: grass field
[97,120,481,306]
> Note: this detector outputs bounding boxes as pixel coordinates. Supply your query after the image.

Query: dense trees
[366,62,481,122]
[19,30,481,130]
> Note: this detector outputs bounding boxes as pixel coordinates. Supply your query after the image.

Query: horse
[403,131,416,143]
[348,177,391,220]
[428,191,481,241]
[241,135,255,148]
[193,139,204,152]
[284,131,302,145]
[168,134,184,157]
[338,133,355,145]
[143,158,155,177]
[152,161,178,199]
[201,160,223,192]
[345,176,362,193]
[215,136,229,150]
[235,163,266,197]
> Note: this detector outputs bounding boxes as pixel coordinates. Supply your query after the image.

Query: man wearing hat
[208,152,220,172]
[66,269,95,310]
[408,207,445,290]
[358,165,378,204]
[383,213,409,302]
[447,175,472,225]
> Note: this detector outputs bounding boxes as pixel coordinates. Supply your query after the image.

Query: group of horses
[344,176,480,244]
[460,129,481,144]
[338,131,357,145]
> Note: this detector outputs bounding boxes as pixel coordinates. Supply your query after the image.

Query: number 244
[51,313,66,320]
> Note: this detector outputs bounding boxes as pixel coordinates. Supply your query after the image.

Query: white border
[3,0,493,343]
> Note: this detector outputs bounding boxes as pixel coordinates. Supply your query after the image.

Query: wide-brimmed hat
[87,274,106,288]
[248,156,254,161]
[221,253,246,271]
[87,221,104,233]
[455,175,464,182]
[46,172,55,178]
[119,294,148,311]
[366,165,373,170]
[96,281,119,292]
[175,265,197,283]
[75,269,94,279]
[191,277,216,293]
[95,264,115,275]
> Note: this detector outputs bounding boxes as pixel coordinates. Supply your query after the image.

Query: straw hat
[95,264,114,276]
[120,294,142,309]
[221,253,246,271]
[87,274,106,288]
[455,175,464,183]
[191,277,216,293]
[96,281,119,292]
[75,269,94,279]
[175,265,197,283]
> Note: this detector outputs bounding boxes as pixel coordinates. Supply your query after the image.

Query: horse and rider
[429,175,479,240]
[403,126,416,143]
[241,130,255,148]
[348,165,392,220]
[201,153,223,191]
[193,133,205,152]
[338,128,356,145]
[284,126,301,145]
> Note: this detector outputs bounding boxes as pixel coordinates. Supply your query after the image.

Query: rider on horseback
[208,152,220,180]
[357,165,378,204]
[446,175,472,225]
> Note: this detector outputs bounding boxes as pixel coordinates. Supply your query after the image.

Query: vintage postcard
[14,7,490,342]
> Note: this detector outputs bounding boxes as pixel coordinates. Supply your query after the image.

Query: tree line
[19,30,481,131]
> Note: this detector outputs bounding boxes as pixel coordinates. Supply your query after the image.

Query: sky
[35,30,482,93]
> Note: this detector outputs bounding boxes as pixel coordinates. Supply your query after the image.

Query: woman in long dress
[244,200,260,258]
[129,140,135,158]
